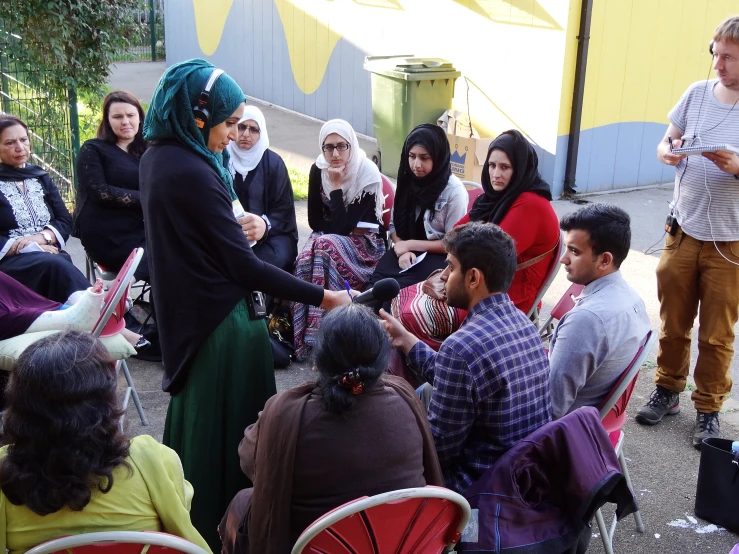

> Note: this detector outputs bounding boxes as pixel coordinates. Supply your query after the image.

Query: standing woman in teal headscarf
[139,59,349,550]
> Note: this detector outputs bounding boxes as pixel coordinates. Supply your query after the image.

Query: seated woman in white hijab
[291,119,385,361]
[227,105,298,274]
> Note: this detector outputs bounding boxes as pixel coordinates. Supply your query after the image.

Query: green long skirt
[163,300,276,551]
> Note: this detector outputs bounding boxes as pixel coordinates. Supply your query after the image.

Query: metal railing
[0,27,76,208]
[112,0,165,63]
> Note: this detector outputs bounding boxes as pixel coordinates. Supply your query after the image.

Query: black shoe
[134,336,151,354]
[635,386,680,425]
[692,411,720,450]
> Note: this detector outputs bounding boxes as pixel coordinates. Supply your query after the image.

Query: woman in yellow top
[0,330,210,554]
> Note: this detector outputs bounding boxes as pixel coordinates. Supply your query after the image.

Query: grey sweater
[549,271,651,418]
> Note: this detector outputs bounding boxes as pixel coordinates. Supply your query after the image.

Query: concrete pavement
[99,62,739,553]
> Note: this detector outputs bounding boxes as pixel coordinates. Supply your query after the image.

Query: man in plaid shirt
[381,223,551,493]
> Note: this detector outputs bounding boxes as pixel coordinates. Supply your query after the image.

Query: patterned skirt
[292,232,385,361]
[391,282,467,351]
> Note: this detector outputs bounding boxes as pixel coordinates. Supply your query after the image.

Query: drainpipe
[563,0,594,196]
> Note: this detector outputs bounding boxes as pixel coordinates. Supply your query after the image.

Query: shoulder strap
[516,238,559,272]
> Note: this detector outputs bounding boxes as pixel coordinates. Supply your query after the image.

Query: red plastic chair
[537,282,585,339]
[24,531,208,554]
[91,248,148,427]
[465,187,484,212]
[291,486,471,554]
[380,174,395,231]
[593,330,657,554]
[525,231,565,320]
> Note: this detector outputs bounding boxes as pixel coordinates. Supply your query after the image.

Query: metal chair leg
[618,446,645,532]
[85,254,97,286]
[119,360,148,426]
[595,508,614,554]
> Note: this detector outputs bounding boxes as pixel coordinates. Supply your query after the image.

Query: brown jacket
[225,374,444,554]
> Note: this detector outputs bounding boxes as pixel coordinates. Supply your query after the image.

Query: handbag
[124,298,162,363]
[418,239,560,302]
[267,305,294,369]
[695,437,739,533]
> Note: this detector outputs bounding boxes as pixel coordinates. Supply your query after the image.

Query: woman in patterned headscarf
[139,59,349,550]
[291,119,386,361]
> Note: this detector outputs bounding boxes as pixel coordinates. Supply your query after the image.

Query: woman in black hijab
[469,129,552,223]
[366,124,467,292]
[390,129,560,350]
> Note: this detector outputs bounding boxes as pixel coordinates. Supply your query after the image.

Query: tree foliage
[0,0,143,99]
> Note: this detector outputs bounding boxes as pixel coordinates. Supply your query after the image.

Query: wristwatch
[41,230,53,245]
[260,214,272,233]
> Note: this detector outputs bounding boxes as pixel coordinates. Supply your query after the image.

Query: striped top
[669,79,739,241]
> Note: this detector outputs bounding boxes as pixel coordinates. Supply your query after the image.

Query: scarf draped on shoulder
[392,124,452,240]
[143,58,245,200]
[0,162,48,181]
[315,119,383,223]
[248,374,444,553]
[469,129,552,225]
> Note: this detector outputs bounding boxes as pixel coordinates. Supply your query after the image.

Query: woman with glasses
[291,119,385,361]
[226,106,298,274]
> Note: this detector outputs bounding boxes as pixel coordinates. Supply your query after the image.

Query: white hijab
[315,119,383,223]
[227,105,269,179]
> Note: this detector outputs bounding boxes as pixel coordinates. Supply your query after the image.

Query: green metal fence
[112,0,165,63]
[0,28,76,209]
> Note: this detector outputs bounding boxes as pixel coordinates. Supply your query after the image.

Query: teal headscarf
[144,58,245,200]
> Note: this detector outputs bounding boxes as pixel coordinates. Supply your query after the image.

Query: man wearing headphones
[636,16,739,449]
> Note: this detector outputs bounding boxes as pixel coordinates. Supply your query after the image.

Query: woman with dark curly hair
[0,330,209,554]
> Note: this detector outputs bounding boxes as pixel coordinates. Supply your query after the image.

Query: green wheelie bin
[364,56,461,178]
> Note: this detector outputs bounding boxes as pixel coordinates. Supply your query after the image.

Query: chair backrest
[525,230,566,318]
[551,282,585,321]
[466,187,484,212]
[291,486,471,554]
[24,531,209,554]
[462,180,482,190]
[380,174,395,231]
[92,248,144,338]
[599,330,658,433]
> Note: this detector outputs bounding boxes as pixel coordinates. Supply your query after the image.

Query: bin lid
[364,56,461,81]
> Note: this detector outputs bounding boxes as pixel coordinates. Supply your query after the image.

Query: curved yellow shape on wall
[274,0,341,95]
[193,0,234,56]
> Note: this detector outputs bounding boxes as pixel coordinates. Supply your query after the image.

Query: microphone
[353,278,401,306]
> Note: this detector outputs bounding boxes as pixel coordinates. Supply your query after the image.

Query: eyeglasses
[238,124,260,136]
[322,142,350,153]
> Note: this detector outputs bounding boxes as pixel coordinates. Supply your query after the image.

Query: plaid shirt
[408,293,552,493]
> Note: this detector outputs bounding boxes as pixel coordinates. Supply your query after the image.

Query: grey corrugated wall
[164,0,374,136]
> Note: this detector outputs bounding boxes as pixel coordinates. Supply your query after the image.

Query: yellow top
[0,435,211,554]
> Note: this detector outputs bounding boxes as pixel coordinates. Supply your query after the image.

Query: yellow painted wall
[263,0,577,153]
[581,0,739,131]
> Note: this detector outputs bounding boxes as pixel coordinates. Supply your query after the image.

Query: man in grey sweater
[549,204,650,419]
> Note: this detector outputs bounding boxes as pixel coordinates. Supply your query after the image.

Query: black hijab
[393,124,452,241]
[0,162,48,181]
[469,129,552,224]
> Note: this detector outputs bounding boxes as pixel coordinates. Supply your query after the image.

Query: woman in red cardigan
[393,129,559,349]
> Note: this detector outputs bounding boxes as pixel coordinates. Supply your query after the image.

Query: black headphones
[192,68,225,130]
[709,40,715,55]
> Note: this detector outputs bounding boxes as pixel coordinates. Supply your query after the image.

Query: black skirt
[366,249,447,291]
[0,250,90,303]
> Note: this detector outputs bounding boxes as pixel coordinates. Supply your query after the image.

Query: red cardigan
[456,192,559,313]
